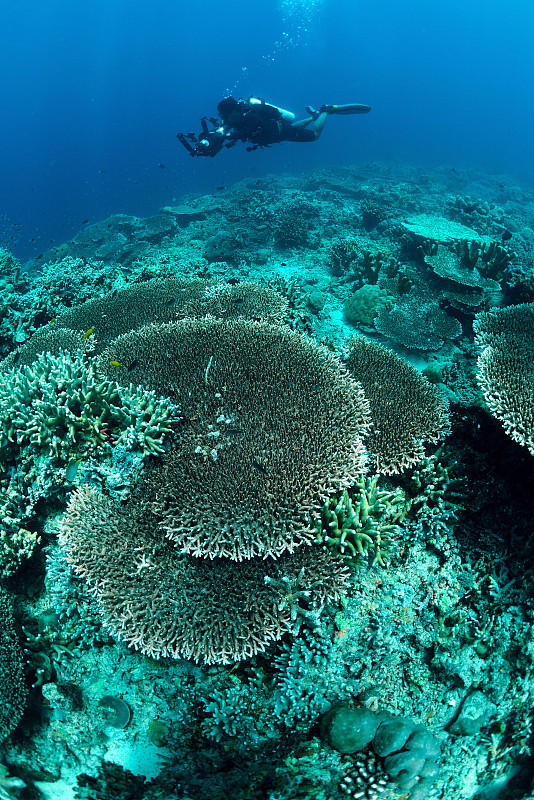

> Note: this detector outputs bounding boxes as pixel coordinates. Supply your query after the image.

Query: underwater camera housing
[177,117,227,157]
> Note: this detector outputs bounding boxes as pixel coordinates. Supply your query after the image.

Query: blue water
[1,0,533,262]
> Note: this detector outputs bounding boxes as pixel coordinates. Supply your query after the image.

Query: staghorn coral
[97,318,371,560]
[316,475,407,568]
[474,303,534,455]
[60,486,349,664]
[346,336,449,473]
[0,349,179,577]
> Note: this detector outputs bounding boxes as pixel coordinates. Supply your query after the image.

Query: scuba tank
[248,97,295,123]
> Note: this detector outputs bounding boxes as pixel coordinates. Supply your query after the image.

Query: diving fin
[322,103,371,115]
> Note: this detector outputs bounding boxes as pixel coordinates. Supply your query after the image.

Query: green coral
[0,349,179,464]
[0,249,129,357]
[343,283,392,328]
[316,475,407,568]
[0,350,180,577]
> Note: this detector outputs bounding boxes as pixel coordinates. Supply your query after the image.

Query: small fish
[109,360,122,367]
[81,219,90,224]
[111,289,118,297]
[225,428,245,437]
[83,327,95,340]
[227,278,240,286]
[159,163,165,169]
[65,459,81,482]
[165,297,178,307]
[233,297,245,307]
[127,359,139,372]
[501,229,512,243]
[13,351,21,365]
[252,460,268,474]
[216,185,225,191]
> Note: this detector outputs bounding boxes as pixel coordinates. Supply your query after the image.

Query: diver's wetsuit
[177,96,370,157]
[228,101,316,147]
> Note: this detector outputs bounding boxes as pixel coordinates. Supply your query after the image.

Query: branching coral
[0,589,27,743]
[346,336,449,473]
[97,318,371,560]
[0,350,179,464]
[316,475,407,568]
[0,349,179,577]
[474,303,534,454]
[60,486,349,664]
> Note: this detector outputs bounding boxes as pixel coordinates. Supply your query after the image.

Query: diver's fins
[322,103,371,115]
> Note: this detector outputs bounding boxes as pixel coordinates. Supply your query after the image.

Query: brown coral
[60,486,349,663]
[55,277,287,346]
[474,303,534,455]
[6,278,288,368]
[98,318,371,559]
[346,336,449,473]
[424,245,499,291]
[0,327,88,372]
[375,293,462,351]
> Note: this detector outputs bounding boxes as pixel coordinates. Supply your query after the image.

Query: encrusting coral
[346,336,449,473]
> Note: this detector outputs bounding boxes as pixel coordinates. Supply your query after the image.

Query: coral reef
[343,283,392,328]
[401,213,490,244]
[2,163,534,800]
[375,292,463,350]
[7,277,288,366]
[0,349,179,577]
[316,475,407,568]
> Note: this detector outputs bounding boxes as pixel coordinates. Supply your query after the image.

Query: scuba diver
[177,96,371,157]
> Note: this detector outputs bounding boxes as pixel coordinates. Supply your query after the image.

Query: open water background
[1,0,533,261]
